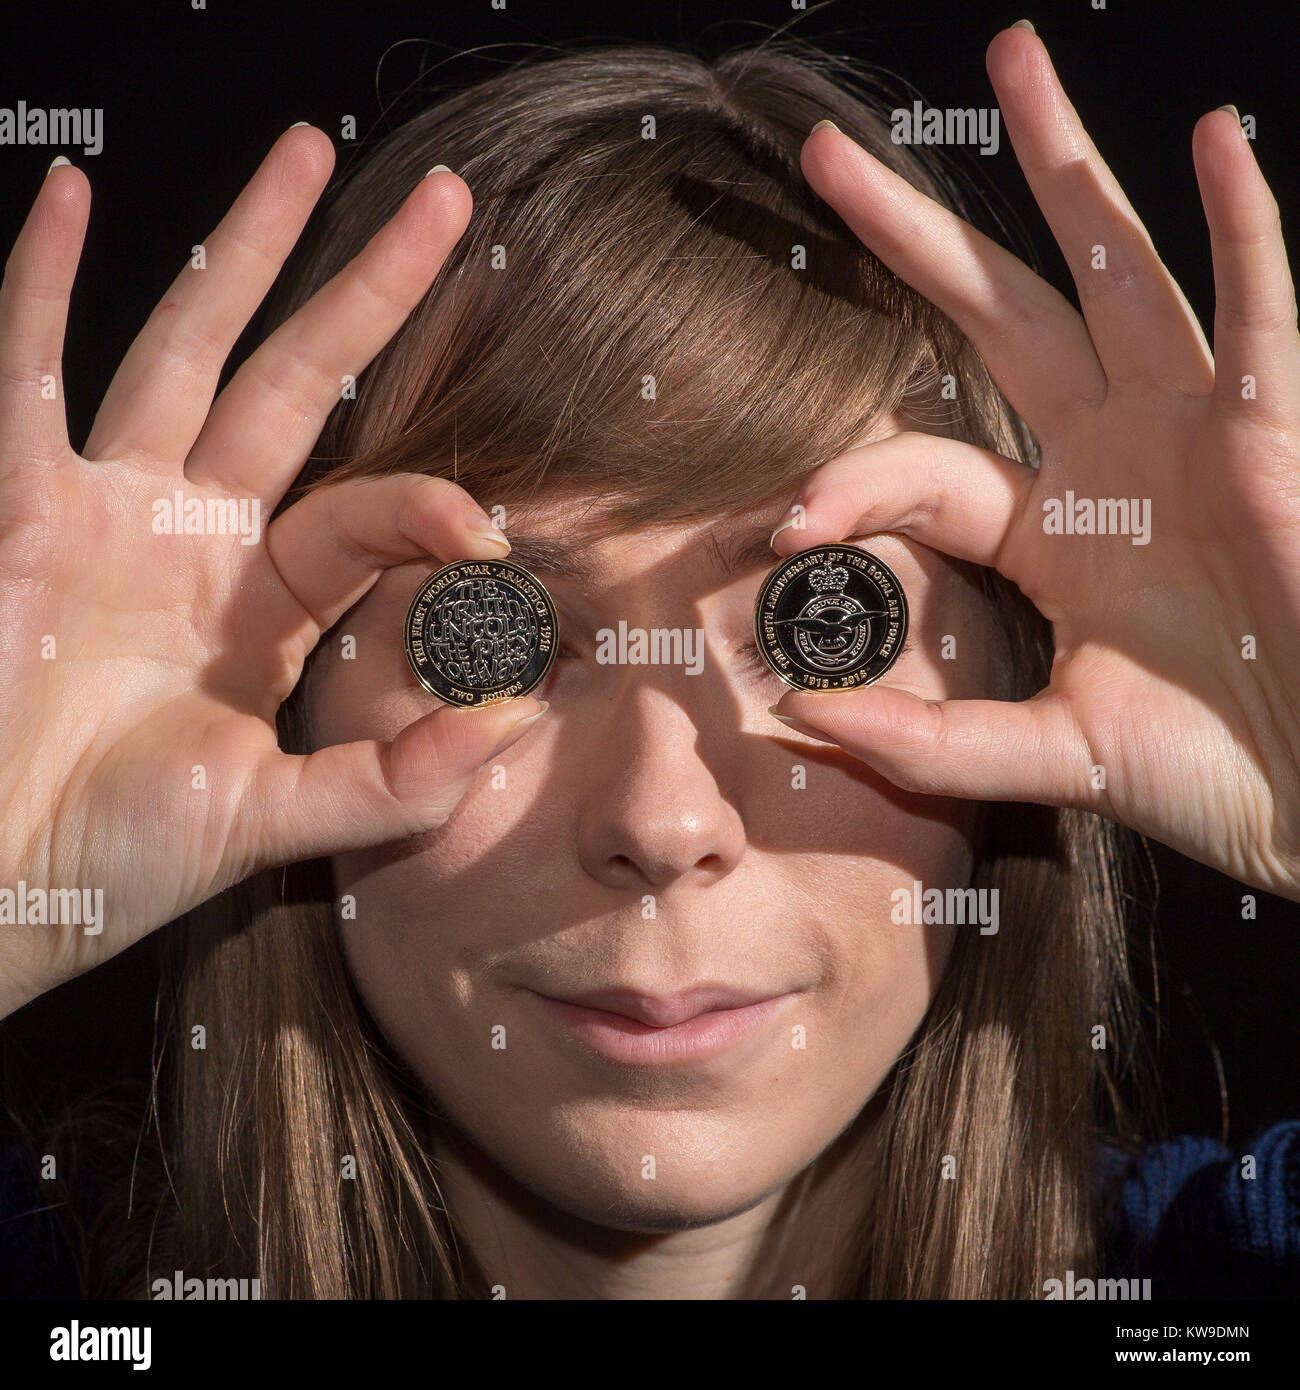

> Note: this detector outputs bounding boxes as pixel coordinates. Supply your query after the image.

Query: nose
[576,685,747,892]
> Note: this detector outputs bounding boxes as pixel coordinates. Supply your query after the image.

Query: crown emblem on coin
[807,562,849,592]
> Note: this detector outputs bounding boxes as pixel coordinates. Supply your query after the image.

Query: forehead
[497,502,783,589]
[492,410,912,588]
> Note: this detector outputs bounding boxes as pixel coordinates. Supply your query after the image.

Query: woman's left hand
[770,22,1300,902]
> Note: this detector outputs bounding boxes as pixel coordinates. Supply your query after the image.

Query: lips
[551,985,785,1028]
[524,983,801,1064]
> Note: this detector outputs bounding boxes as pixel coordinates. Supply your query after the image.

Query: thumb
[769,686,1091,807]
[246,696,549,867]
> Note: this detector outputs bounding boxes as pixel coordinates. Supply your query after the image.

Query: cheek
[331,806,525,1035]
[823,913,957,1054]
[333,718,564,945]
[329,734,565,1069]
[754,770,971,1101]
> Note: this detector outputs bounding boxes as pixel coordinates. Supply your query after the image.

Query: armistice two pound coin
[755,544,908,691]
[404,558,558,706]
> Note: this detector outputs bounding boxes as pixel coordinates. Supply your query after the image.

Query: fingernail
[1011,19,1036,33]
[770,505,806,548]
[47,155,71,173]
[1217,103,1240,118]
[810,119,842,137]
[288,121,311,129]
[471,527,511,555]
[768,709,835,742]
[487,700,549,755]
[426,164,453,176]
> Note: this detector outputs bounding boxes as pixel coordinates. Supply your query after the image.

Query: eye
[731,638,781,681]
[536,641,583,691]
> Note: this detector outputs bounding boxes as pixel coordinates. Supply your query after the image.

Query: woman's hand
[0,129,545,1018]
[772,23,1300,901]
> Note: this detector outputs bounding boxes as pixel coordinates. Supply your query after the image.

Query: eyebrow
[502,520,779,587]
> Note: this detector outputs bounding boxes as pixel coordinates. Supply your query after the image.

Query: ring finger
[184,167,471,508]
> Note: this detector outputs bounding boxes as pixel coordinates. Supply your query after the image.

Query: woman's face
[312,418,994,1234]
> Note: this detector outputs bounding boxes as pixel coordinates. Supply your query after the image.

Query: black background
[1,0,1298,1149]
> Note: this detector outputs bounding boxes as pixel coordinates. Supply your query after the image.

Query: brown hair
[84,38,1147,1298]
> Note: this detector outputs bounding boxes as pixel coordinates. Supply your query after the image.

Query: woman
[1,25,1297,1299]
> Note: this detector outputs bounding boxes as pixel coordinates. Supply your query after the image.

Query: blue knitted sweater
[2,1124,1298,1296]
[1098,1121,1300,1297]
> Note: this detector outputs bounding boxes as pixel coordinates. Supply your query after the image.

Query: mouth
[523,984,802,1065]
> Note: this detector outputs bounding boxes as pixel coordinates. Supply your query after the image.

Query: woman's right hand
[0,128,546,1019]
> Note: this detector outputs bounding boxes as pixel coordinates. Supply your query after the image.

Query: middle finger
[184,166,471,507]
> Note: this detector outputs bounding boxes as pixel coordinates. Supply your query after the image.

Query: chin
[446,1102,801,1235]
[515,1160,781,1236]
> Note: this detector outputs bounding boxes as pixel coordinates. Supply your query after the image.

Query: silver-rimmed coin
[755,544,908,691]
[404,558,558,707]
